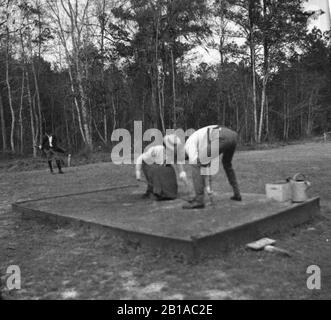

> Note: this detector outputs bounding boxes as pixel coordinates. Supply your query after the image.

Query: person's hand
[136,170,142,181]
[179,171,188,184]
[206,185,213,195]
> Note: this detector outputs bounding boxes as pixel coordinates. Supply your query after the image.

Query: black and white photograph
[0,0,330,303]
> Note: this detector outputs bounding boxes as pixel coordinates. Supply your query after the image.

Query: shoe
[156,196,174,201]
[182,197,196,203]
[58,171,64,174]
[182,201,205,209]
[231,195,242,201]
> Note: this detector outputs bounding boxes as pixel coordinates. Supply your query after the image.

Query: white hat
[163,134,183,153]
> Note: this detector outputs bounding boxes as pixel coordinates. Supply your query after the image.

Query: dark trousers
[192,127,241,204]
[44,148,65,173]
[142,162,178,200]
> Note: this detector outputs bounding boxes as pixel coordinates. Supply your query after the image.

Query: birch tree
[0,0,8,152]
[46,0,93,149]
[5,0,16,152]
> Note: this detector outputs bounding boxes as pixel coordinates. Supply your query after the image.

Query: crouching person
[39,132,66,174]
[135,134,188,201]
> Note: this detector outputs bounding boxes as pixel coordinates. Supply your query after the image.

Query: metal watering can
[289,173,311,203]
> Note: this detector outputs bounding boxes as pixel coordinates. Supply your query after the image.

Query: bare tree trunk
[217,1,227,125]
[31,60,42,140]
[286,99,290,140]
[71,102,78,150]
[160,72,165,130]
[265,95,269,140]
[24,15,43,142]
[0,92,7,153]
[217,64,224,124]
[258,76,268,143]
[19,69,25,154]
[258,0,269,144]
[63,102,71,150]
[103,105,108,144]
[26,70,37,158]
[154,6,165,133]
[37,1,43,139]
[5,25,15,153]
[150,69,158,128]
[241,78,249,142]
[77,75,92,148]
[250,43,257,142]
[171,48,177,129]
[234,94,239,132]
[32,92,40,141]
[20,27,38,157]
[67,64,86,145]
[19,28,33,155]
[283,100,286,140]
[111,95,117,132]
[249,2,258,143]
[96,0,108,144]
[157,70,166,132]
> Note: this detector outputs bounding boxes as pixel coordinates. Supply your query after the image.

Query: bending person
[183,125,242,209]
[136,134,188,201]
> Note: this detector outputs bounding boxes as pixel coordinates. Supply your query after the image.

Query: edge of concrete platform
[12,185,138,205]
[194,197,321,257]
[12,202,197,259]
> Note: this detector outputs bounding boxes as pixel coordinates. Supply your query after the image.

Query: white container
[266,182,292,202]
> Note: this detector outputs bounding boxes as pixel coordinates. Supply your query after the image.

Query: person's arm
[135,154,144,180]
[185,134,199,165]
[135,148,154,180]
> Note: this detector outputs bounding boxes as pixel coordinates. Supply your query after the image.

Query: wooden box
[265,182,291,202]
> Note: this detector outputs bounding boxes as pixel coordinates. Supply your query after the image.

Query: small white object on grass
[264,245,291,257]
[123,203,133,207]
[61,289,78,299]
[246,238,276,251]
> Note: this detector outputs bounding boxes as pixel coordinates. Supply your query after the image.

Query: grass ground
[0,142,330,300]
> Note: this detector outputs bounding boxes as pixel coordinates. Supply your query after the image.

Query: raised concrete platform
[12,186,320,259]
